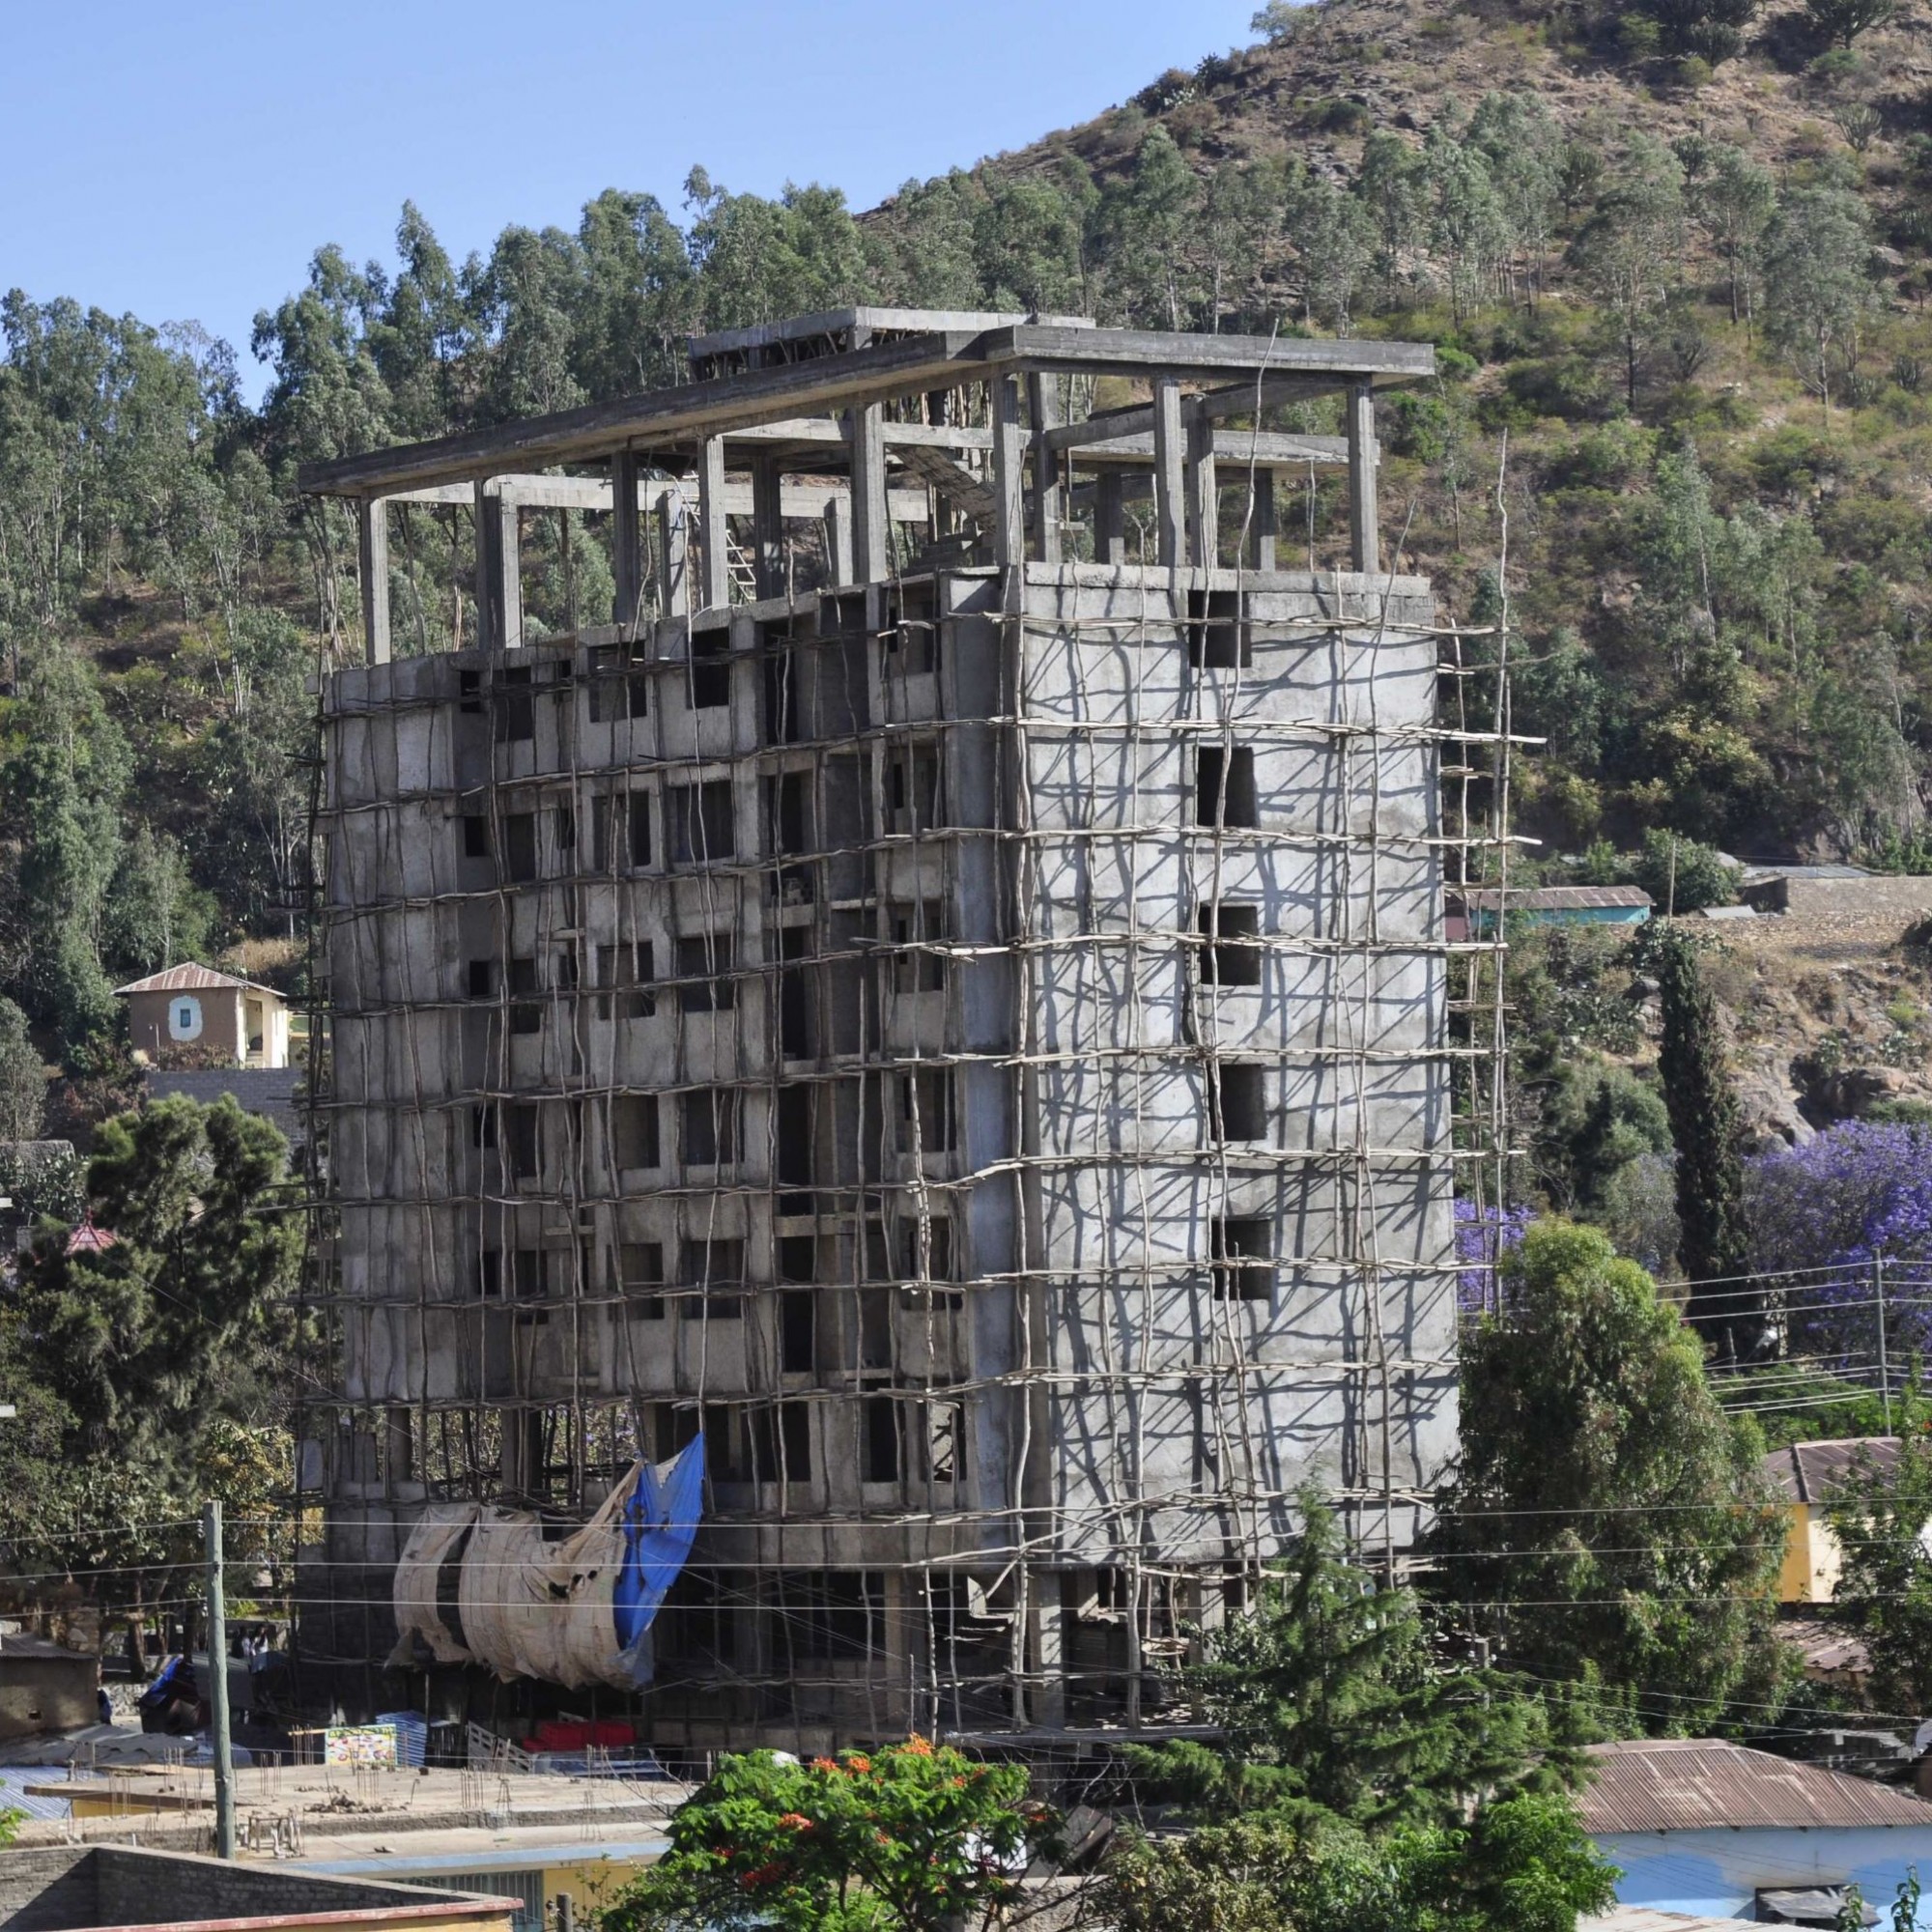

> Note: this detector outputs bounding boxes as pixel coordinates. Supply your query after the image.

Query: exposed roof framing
[298,323,1434,501]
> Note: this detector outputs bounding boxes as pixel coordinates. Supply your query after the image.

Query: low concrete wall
[0,1846,517,1932]
[1745,874,1932,917]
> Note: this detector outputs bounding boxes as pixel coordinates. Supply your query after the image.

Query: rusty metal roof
[1580,1740,1932,1834]
[111,962,282,1000]
[1763,1437,1899,1505]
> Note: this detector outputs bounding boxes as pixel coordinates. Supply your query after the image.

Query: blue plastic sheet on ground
[612,1433,704,1684]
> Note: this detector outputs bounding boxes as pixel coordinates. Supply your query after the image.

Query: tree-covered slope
[4,0,1930,1138]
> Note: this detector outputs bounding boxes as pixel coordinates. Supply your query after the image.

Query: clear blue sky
[1,0,1253,396]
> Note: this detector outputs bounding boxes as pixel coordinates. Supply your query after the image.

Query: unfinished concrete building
[298,308,1491,1753]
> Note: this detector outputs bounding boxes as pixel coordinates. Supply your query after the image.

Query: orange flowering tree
[600,1738,1052,1932]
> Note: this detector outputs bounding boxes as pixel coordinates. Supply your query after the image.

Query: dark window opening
[505,1103,540,1181]
[763,636,799,744]
[753,1402,811,1482]
[467,958,496,1000]
[683,1090,739,1166]
[888,744,943,834]
[612,1094,660,1170]
[618,1240,665,1319]
[677,932,735,1012]
[864,1393,900,1483]
[459,669,482,714]
[470,1104,497,1149]
[588,646,649,722]
[596,941,656,1019]
[554,805,576,858]
[690,630,730,708]
[1196,745,1258,828]
[594,793,651,871]
[1198,903,1263,986]
[1187,588,1252,669]
[1210,1063,1268,1142]
[1211,1215,1274,1301]
[494,666,534,742]
[502,811,538,882]
[554,944,580,994]
[890,900,949,993]
[886,582,940,675]
[686,1236,745,1320]
[669,781,735,865]
[462,814,490,860]
[899,1068,955,1152]
[782,1572,885,1661]
[777,1084,812,1187]
[479,1251,502,1297]
[781,1289,815,1373]
[507,955,541,1034]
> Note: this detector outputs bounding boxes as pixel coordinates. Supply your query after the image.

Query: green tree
[1640,0,1762,62]
[1128,1492,1591,1832]
[601,1739,1050,1932]
[1099,127,1203,328]
[1690,145,1776,328]
[1805,0,1894,44]
[1441,1220,1787,1728]
[1569,137,1685,406]
[1631,829,1734,914]
[1544,1060,1672,1214]
[1822,1393,1932,1713]
[1763,186,1875,412]
[1651,926,1755,1350]
[1102,1793,1616,1932]
[0,996,43,1139]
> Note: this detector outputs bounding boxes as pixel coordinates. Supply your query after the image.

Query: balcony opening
[502,811,538,881]
[617,1240,665,1320]
[683,1089,739,1166]
[677,932,735,1013]
[668,780,735,865]
[612,1094,661,1171]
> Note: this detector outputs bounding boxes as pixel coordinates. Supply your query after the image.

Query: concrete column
[357,498,390,666]
[991,376,1026,573]
[656,490,689,619]
[611,449,643,630]
[1252,469,1279,573]
[823,495,854,586]
[698,436,730,611]
[1348,381,1379,576]
[1151,377,1185,570]
[1185,409,1218,572]
[1026,372,1062,564]
[472,480,498,649]
[847,404,890,582]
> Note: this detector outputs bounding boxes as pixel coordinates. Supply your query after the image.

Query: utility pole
[204,1500,236,1860]
[1877,1252,1892,1435]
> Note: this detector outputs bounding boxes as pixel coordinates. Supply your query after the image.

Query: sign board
[324,1723,399,1767]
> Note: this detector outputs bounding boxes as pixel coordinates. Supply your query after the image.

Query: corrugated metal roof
[1763,1437,1898,1505]
[111,961,283,999]
[1585,1910,1766,1932]
[1580,1740,1932,1833]
[1455,886,1655,912]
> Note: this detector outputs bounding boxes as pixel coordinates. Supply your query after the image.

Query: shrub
[1631,829,1736,912]
[1312,96,1373,133]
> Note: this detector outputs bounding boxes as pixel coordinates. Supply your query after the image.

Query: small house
[0,1635,97,1741]
[1581,1738,1932,1925]
[1761,1437,1932,1605]
[1447,884,1653,940]
[113,964,290,1069]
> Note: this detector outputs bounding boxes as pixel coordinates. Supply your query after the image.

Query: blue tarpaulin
[613,1434,705,1683]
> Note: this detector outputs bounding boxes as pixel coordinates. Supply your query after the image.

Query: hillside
[6,0,1932,1208]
